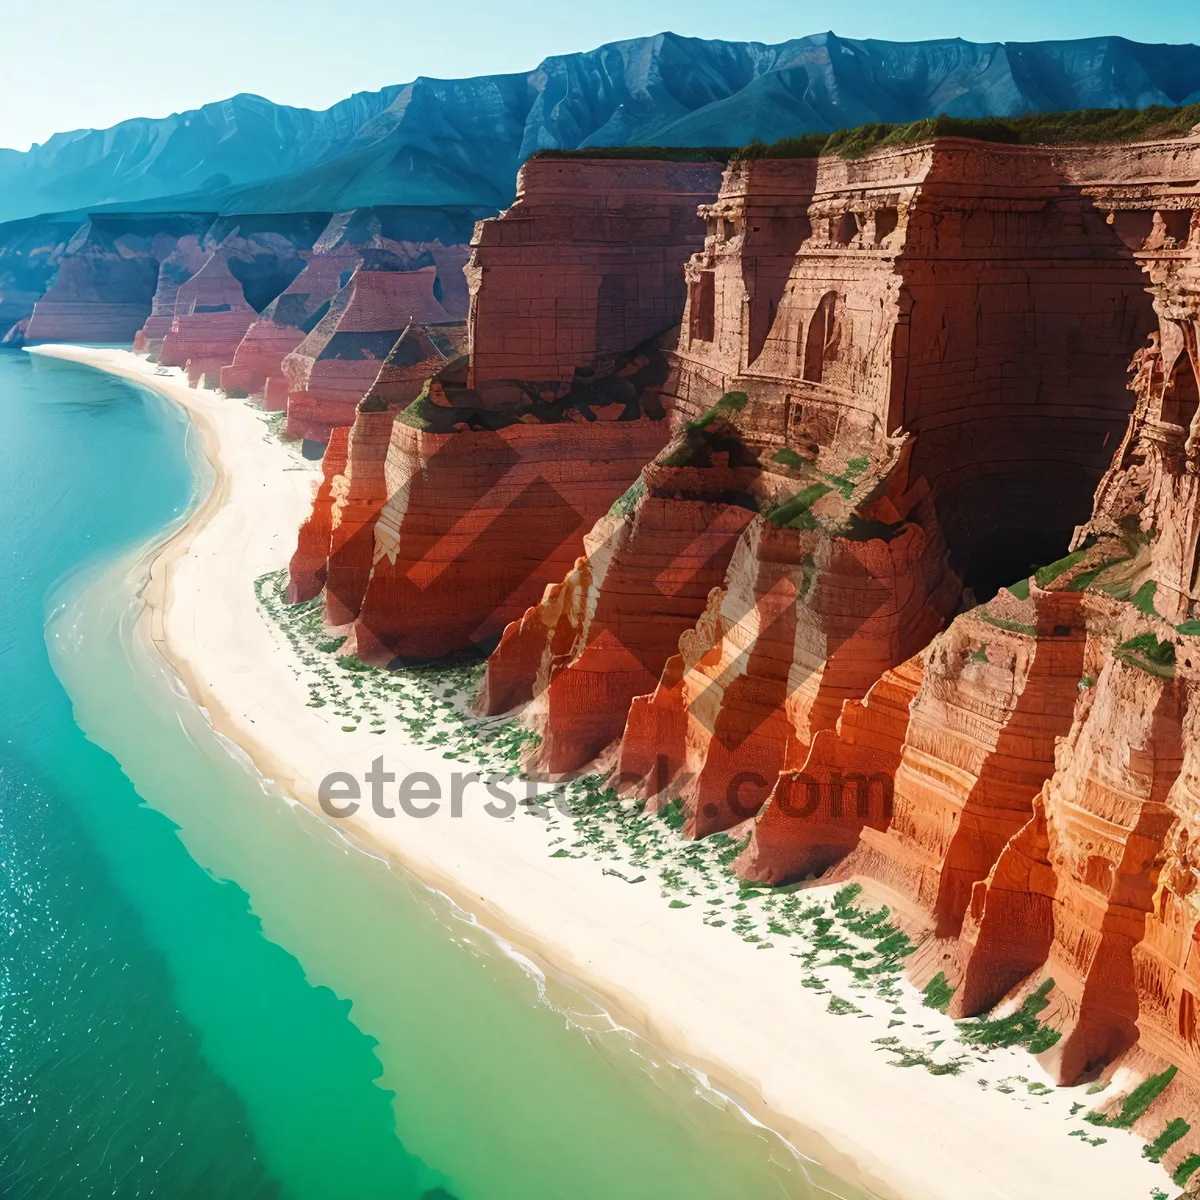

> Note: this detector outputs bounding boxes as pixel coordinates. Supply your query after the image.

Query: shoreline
[27,344,1172,1200]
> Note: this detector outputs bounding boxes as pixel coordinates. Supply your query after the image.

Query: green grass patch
[1131,580,1159,616]
[1114,632,1176,677]
[688,390,749,431]
[821,104,1200,159]
[957,979,1061,1053]
[922,972,955,1013]
[1034,550,1087,588]
[827,995,861,1016]
[607,476,646,519]
[765,483,833,529]
[1086,1065,1178,1130]
[978,611,1036,636]
[1174,1153,1200,1186]
[1143,1117,1190,1163]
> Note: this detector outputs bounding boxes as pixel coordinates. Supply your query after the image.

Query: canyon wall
[22,213,216,345]
[290,156,722,664]
[0,214,84,343]
[221,206,474,407]
[282,247,459,444]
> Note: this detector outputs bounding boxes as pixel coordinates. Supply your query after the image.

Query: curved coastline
[26,344,1170,1200]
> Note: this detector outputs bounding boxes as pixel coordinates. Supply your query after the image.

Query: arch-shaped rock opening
[831,212,859,247]
[802,291,838,383]
[873,207,899,243]
[688,270,715,343]
[1162,351,1200,431]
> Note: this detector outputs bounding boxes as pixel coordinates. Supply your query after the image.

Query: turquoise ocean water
[0,350,867,1200]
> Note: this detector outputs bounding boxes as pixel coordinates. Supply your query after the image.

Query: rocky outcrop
[154,215,329,387]
[158,246,261,387]
[133,227,217,358]
[322,324,468,625]
[220,247,359,403]
[220,207,472,405]
[333,155,727,663]
[465,157,722,400]
[288,424,349,604]
[348,370,671,665]
[282,248,456,443]
[24,213,213,344]
[0,214,82,342]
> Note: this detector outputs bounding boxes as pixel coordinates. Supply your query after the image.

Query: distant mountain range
[3,31,1200,224]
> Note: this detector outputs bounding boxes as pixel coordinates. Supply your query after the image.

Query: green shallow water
[0,349,869,1200]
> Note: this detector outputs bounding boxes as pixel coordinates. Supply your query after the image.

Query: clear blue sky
[4,0,1199,152]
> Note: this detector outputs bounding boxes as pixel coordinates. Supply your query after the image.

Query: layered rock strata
[0,214,83,342]
[282,249,456,443]
[219,247,359,403]
[322,324,469,625]
[156,215,328,387]
[24,213,213,344]
[347,351,672,665]
[291,158,723,662]
[220,207,472,405]
[465,157,723,401]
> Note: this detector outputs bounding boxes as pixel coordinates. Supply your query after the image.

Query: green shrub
[1174,1153,1200,1186]
[923,972,955,1012]
[1034,550,1087,588]
[1115,632,1176,676]
[608,476,646,519]
[765,483,833,529]
[957,978,1061,1052]
[1131,580,1160,616]
[1088,1065,1178,1130]
[1143,1117,1190,1162]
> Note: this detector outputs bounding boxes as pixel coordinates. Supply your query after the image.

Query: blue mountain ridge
[2,31,1199,224]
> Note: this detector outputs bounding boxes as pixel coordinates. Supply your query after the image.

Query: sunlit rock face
[221,206,473,408]
[281,249,458,445]
[289,156,721,664]
[282,126,1200,1161]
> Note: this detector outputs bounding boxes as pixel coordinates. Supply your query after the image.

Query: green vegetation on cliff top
[531,101,1200,166]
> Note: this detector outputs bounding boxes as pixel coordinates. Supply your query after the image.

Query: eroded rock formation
[282,248,457,443]
[0,214,83,343]
[288,156,721,663]
[220,207,471,406]
[24,213,214,344]
[156,215,328,387]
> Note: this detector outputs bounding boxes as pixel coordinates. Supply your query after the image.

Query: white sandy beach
[29,343,1173,1200]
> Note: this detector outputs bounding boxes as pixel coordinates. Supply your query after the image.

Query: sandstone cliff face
[269,129,1200,1167]
[24,213,213,344]
[220,206,472,406]
[349,387,670,665]
[289,157,721,663]
[158,247,260,386]
[465,157,723,400]
[282,248,456,443]
[762,136,1200,1136]
[0,214,82,343]
[288,424,349,604]
[219,247,359,403]
[321,323,468,625]
[155,216,328,387]
[133,229,217,358]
